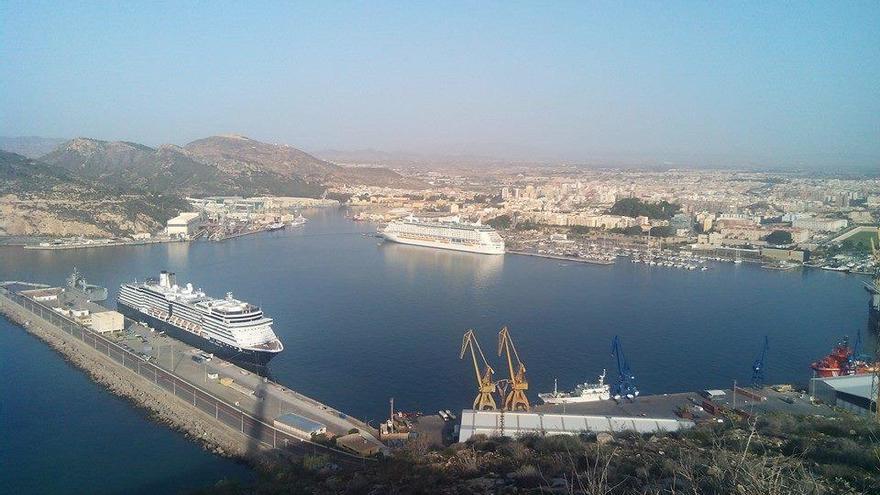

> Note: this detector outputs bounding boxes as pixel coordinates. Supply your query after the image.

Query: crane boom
[751,336,769,388]
[460,329,497,411]
[497,326,530,411]
[611,335,639,401]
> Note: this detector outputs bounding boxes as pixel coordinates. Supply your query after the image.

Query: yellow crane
[460,329,498,411]
[498,326,530,411]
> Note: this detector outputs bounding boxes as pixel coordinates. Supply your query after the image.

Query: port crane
[460,329,498,411]
[610,335,639,400]
[497,326,530,411]
[751,336,769,388]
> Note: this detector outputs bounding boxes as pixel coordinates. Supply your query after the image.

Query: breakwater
[0,287,371,467]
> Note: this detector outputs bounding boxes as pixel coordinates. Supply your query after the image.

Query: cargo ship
[538,370,610,404]
[117,271,283,368]
[379,215,505,255]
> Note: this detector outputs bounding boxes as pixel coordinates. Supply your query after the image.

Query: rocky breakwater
[0,294,258,462]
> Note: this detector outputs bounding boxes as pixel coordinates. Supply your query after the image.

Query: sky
[2,1,878,169]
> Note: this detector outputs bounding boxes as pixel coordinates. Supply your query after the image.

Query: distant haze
[1,2,878,170]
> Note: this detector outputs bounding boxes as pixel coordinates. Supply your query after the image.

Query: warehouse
[810,374,876,416]
[166,212,202,237]
[273,413,326,438]
[458,410,694,442]
[89,311,125,334]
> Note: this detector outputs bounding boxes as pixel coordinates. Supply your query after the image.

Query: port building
[166,212,202,237]
[810,375,876,416]
[89,310,124,334]
[457,410,694,442]
[273,413,327,437]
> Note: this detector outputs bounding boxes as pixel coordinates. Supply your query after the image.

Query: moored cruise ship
[379,215,505,255]
[117,271,283,368]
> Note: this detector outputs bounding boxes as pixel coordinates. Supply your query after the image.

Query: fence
[0,289,371,466]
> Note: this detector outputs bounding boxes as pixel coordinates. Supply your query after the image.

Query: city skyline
[2,2,878,169]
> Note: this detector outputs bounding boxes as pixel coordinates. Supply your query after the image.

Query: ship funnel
[168,272,177,287]
[159,271,169,287]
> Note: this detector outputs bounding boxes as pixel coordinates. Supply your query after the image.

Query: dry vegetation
[198,412,879,495]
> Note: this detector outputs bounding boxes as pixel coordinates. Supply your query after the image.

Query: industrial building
[810,374,876,416]
[273,413,327,437]
[89,310,124,333]
[458,410,694,442]
[166,212,202,237]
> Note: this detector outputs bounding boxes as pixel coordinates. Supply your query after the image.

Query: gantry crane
[460,329,497,411]
[751,336,769,388]
[497,326,530,411]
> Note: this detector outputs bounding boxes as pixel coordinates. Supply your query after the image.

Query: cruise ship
[117,271,283,368]
[379,215,505,255]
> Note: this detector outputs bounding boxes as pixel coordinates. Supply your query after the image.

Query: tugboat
[810,336,878,377]
[538,370,610,404]
[66,267,108,301]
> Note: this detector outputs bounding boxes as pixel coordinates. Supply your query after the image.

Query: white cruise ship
[117,271,283,368]
[379,215,505,255]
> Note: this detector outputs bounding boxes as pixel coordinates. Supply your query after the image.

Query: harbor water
[0,208,872,492]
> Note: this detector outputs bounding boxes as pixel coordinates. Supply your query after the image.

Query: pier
[0,281,383,464]
[506,250,615,265]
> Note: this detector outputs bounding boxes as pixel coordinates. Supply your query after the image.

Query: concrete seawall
[0,288,372,467]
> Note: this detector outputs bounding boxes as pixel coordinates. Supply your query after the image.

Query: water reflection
[380,242,504,286]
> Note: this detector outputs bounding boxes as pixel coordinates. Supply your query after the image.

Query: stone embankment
[0,296,255,460]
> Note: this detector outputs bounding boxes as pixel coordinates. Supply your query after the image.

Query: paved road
[120,322,384,451]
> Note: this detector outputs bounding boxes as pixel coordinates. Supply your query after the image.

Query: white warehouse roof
[167,212,201,225]
[458,409,694,442]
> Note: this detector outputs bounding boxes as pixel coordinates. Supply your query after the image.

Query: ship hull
[381,232,504,255]
[117,301,280,372]
[538,394,609,404]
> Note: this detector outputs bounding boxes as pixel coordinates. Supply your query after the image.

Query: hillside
[199,412,879,495]
[0,136,66,158]
[0,151,188,237]
[39,135,423,198]
[184,135,426,190]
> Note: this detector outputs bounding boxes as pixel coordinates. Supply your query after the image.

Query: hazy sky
[2,1,878,168]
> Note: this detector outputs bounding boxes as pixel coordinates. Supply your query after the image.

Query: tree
[486,214,511,229]
[649,226,676,237]
[609,198,681,220]
[765,230,793,245]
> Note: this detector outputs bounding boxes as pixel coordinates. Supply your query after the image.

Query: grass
[194,411,880,495]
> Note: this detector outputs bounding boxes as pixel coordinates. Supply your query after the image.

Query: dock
[506,250,615,265]
[0,281,384,463]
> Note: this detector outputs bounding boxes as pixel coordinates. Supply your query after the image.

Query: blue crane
[750,336,769,388]
[845,330,867,374]
[611,335,639,400]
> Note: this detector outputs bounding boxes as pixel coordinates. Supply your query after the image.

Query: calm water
[0,209,872,492]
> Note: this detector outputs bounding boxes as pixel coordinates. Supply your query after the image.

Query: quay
[0,281,384,463]
[506,250,615,265]
[23,238,185,250]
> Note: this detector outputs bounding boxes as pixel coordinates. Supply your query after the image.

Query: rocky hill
[184,134,426,190]
[0,151,188,237]
[0,136,66,158]
[39,135,424,197]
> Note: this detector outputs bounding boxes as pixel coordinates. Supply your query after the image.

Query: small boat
[538,370,610,404]
[290,214,308,227]
[266,222,286,231]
